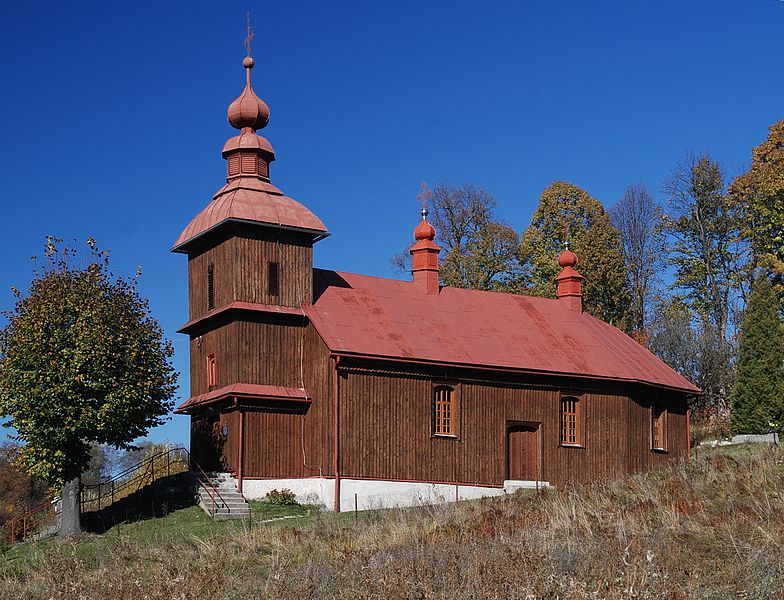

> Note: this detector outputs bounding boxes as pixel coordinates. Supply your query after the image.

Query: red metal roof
[172,178,328,252]
[307,269,700,394]
[175,383,310,413]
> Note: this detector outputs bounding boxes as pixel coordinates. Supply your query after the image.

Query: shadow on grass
[81,472,197,534]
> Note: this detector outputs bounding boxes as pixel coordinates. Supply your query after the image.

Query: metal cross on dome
[417,182,430,219]
[563,222,571,250]
[244,12,254,56]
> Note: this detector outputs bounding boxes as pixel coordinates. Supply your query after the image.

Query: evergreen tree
[731,276,784,434]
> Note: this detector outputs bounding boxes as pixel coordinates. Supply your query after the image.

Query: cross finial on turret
[418,182,429,219]
[244,12,254,57]
[563,222,571,250]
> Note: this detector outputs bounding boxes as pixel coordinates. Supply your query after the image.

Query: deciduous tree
[661,153,745,434]
[729,120,784,295]
[518,181,629,328]
[610,183,665,334]
[391,183,520,290]
[0,238,178,537]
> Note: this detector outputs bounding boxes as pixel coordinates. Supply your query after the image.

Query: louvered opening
[258,157,269,178]
[228,156,241,176]
[241,154,257,173]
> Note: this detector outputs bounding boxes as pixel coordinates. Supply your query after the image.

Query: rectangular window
[207,353,217,388]
[652,404,667,451]
[207,263,215,310]
[268,261,280,296]
[433,385,455,436]
[560,396,581,446]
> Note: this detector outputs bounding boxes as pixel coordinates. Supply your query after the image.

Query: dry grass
[2,444,783,599]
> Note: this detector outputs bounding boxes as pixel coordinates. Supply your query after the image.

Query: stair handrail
[188,455,231,518]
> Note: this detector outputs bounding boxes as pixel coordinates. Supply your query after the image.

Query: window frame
[651,403,667,452]
[559,394,584,448]
[431,381,460,439]
[206,353,217,389]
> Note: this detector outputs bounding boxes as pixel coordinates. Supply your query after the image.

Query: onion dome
[227,56,270,130]
[558,240,578,268]
[414,207,436,241]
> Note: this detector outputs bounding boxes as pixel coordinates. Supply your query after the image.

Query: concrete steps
[192,472,250,519]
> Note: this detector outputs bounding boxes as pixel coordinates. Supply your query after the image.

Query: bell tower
[172,44,328,477]
[172,52,328,319]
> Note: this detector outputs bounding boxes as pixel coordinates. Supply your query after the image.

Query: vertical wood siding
[339,367,688,488]
[189,318,333,479]
[187,225,313,319]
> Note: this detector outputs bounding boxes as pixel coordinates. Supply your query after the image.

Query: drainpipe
[238,408,245,494]
[333,355,341,512]
[686,408,691,464]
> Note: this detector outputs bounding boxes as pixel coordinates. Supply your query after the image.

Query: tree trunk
[58,476,81,538]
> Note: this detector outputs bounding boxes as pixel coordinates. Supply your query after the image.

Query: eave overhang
[175,383,311,414]
[326,350,702,396]
[171,217,330,254]
[178,301,307,335]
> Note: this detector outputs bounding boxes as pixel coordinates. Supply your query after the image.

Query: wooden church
[173,51,700,511]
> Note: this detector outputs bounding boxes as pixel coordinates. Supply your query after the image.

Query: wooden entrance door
[191,414,224,471]
[507,424,539,481]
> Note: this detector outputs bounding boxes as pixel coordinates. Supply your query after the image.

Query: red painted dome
[558,246,578,268]
[414,218,436,241]
[227,57,270,130]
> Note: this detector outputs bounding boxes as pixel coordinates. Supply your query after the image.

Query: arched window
[207,353,217,388]
[432,385,455,436]
[560,396,581,446]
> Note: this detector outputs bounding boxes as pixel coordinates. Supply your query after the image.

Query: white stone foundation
[240,477,550,511]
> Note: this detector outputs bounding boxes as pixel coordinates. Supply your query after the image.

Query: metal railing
[80,446,189,513]
[3,500,57,545]
[2,447,230,546]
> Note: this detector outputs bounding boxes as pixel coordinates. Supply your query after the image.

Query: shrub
[264,488,298,505]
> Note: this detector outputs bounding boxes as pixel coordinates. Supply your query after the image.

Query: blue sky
[1,1,782,446]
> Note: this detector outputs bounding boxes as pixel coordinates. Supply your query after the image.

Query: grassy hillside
[1,444,783,599]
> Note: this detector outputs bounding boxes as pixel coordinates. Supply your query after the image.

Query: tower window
[652,404,667,451]
[268,261,280,296]
[207,263,215,310]
[560,396,581,446]
[433,385,456,436]
[207,353,217,388]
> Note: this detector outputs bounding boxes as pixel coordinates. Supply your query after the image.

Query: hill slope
[1,445,783,599]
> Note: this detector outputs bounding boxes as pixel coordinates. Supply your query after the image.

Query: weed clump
[264,489,298,506]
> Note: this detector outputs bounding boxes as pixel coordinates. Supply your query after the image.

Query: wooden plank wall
[339,365,688,488]
[189,318,333,479]
[187,225,313,318]
[240,323,334,479]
